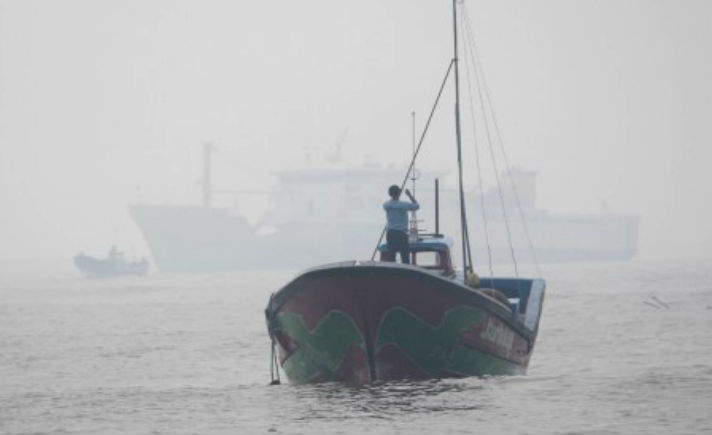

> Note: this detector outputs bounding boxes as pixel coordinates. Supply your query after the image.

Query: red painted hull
[266,261,545,384]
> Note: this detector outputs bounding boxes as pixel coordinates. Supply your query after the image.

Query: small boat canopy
[377,235,453,253]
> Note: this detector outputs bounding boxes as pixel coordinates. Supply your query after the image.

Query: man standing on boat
[383,185,419,264]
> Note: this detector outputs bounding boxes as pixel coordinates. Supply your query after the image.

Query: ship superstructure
[129,149,638,273]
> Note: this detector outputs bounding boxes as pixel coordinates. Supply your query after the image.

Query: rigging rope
[461,22,495,278]
[370,60,455,261]
[462,3,542,277]
[453,0,474,276]
[460,10,519,278]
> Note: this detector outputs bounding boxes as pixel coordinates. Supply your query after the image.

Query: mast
[435,178,440,234]
[452,0,472,276]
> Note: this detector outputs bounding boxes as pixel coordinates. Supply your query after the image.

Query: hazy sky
[1,0,711,261]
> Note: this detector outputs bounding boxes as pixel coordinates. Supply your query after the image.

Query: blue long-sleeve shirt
[383,199,419,232]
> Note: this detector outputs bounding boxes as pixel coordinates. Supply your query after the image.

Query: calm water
[1,259,711,434]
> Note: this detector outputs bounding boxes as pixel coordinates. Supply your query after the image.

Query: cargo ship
[129,146,638,274]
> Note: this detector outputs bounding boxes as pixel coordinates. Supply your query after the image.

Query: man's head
[388,185,401,199]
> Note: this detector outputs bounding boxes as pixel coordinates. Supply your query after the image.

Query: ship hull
[129,204,264,273]
[129,204,638,273]
[265,262,545,384]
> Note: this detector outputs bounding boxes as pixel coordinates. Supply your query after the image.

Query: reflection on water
[285,378,488,420]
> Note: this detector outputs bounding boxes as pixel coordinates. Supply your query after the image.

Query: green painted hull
[266,262,545,384]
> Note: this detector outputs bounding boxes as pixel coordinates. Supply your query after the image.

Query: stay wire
[453,0,474,276]
[461,18,494,278]
[370,59,455,260]
[460,8,519,277]
[462,4,542,277]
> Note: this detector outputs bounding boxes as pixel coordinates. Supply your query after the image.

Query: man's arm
[404,189,418,203]
[404,189,419,210]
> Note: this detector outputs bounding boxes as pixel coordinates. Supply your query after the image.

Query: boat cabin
[378,234,455,276]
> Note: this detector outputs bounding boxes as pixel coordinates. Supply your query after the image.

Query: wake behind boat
[265,0,546,384]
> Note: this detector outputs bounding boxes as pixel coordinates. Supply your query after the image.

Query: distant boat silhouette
[74,246,149,278]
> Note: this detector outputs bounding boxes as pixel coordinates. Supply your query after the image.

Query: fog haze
[1,0,711,262]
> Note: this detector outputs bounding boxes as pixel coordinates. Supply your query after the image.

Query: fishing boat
[74,246,149,278]
[264,0,546,384]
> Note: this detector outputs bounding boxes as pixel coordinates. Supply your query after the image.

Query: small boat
[265,241,544,384]
[74,246,149,278]
[265,1,546,384]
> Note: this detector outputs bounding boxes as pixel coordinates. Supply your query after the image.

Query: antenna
[409,111,419,239]
[411,111,416,196]
[202,143,215,208]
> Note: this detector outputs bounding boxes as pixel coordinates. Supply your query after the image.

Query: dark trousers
[386,230,410,264]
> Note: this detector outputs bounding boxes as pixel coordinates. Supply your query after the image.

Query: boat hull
[266,262,545,384]
[73,253,149,278]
